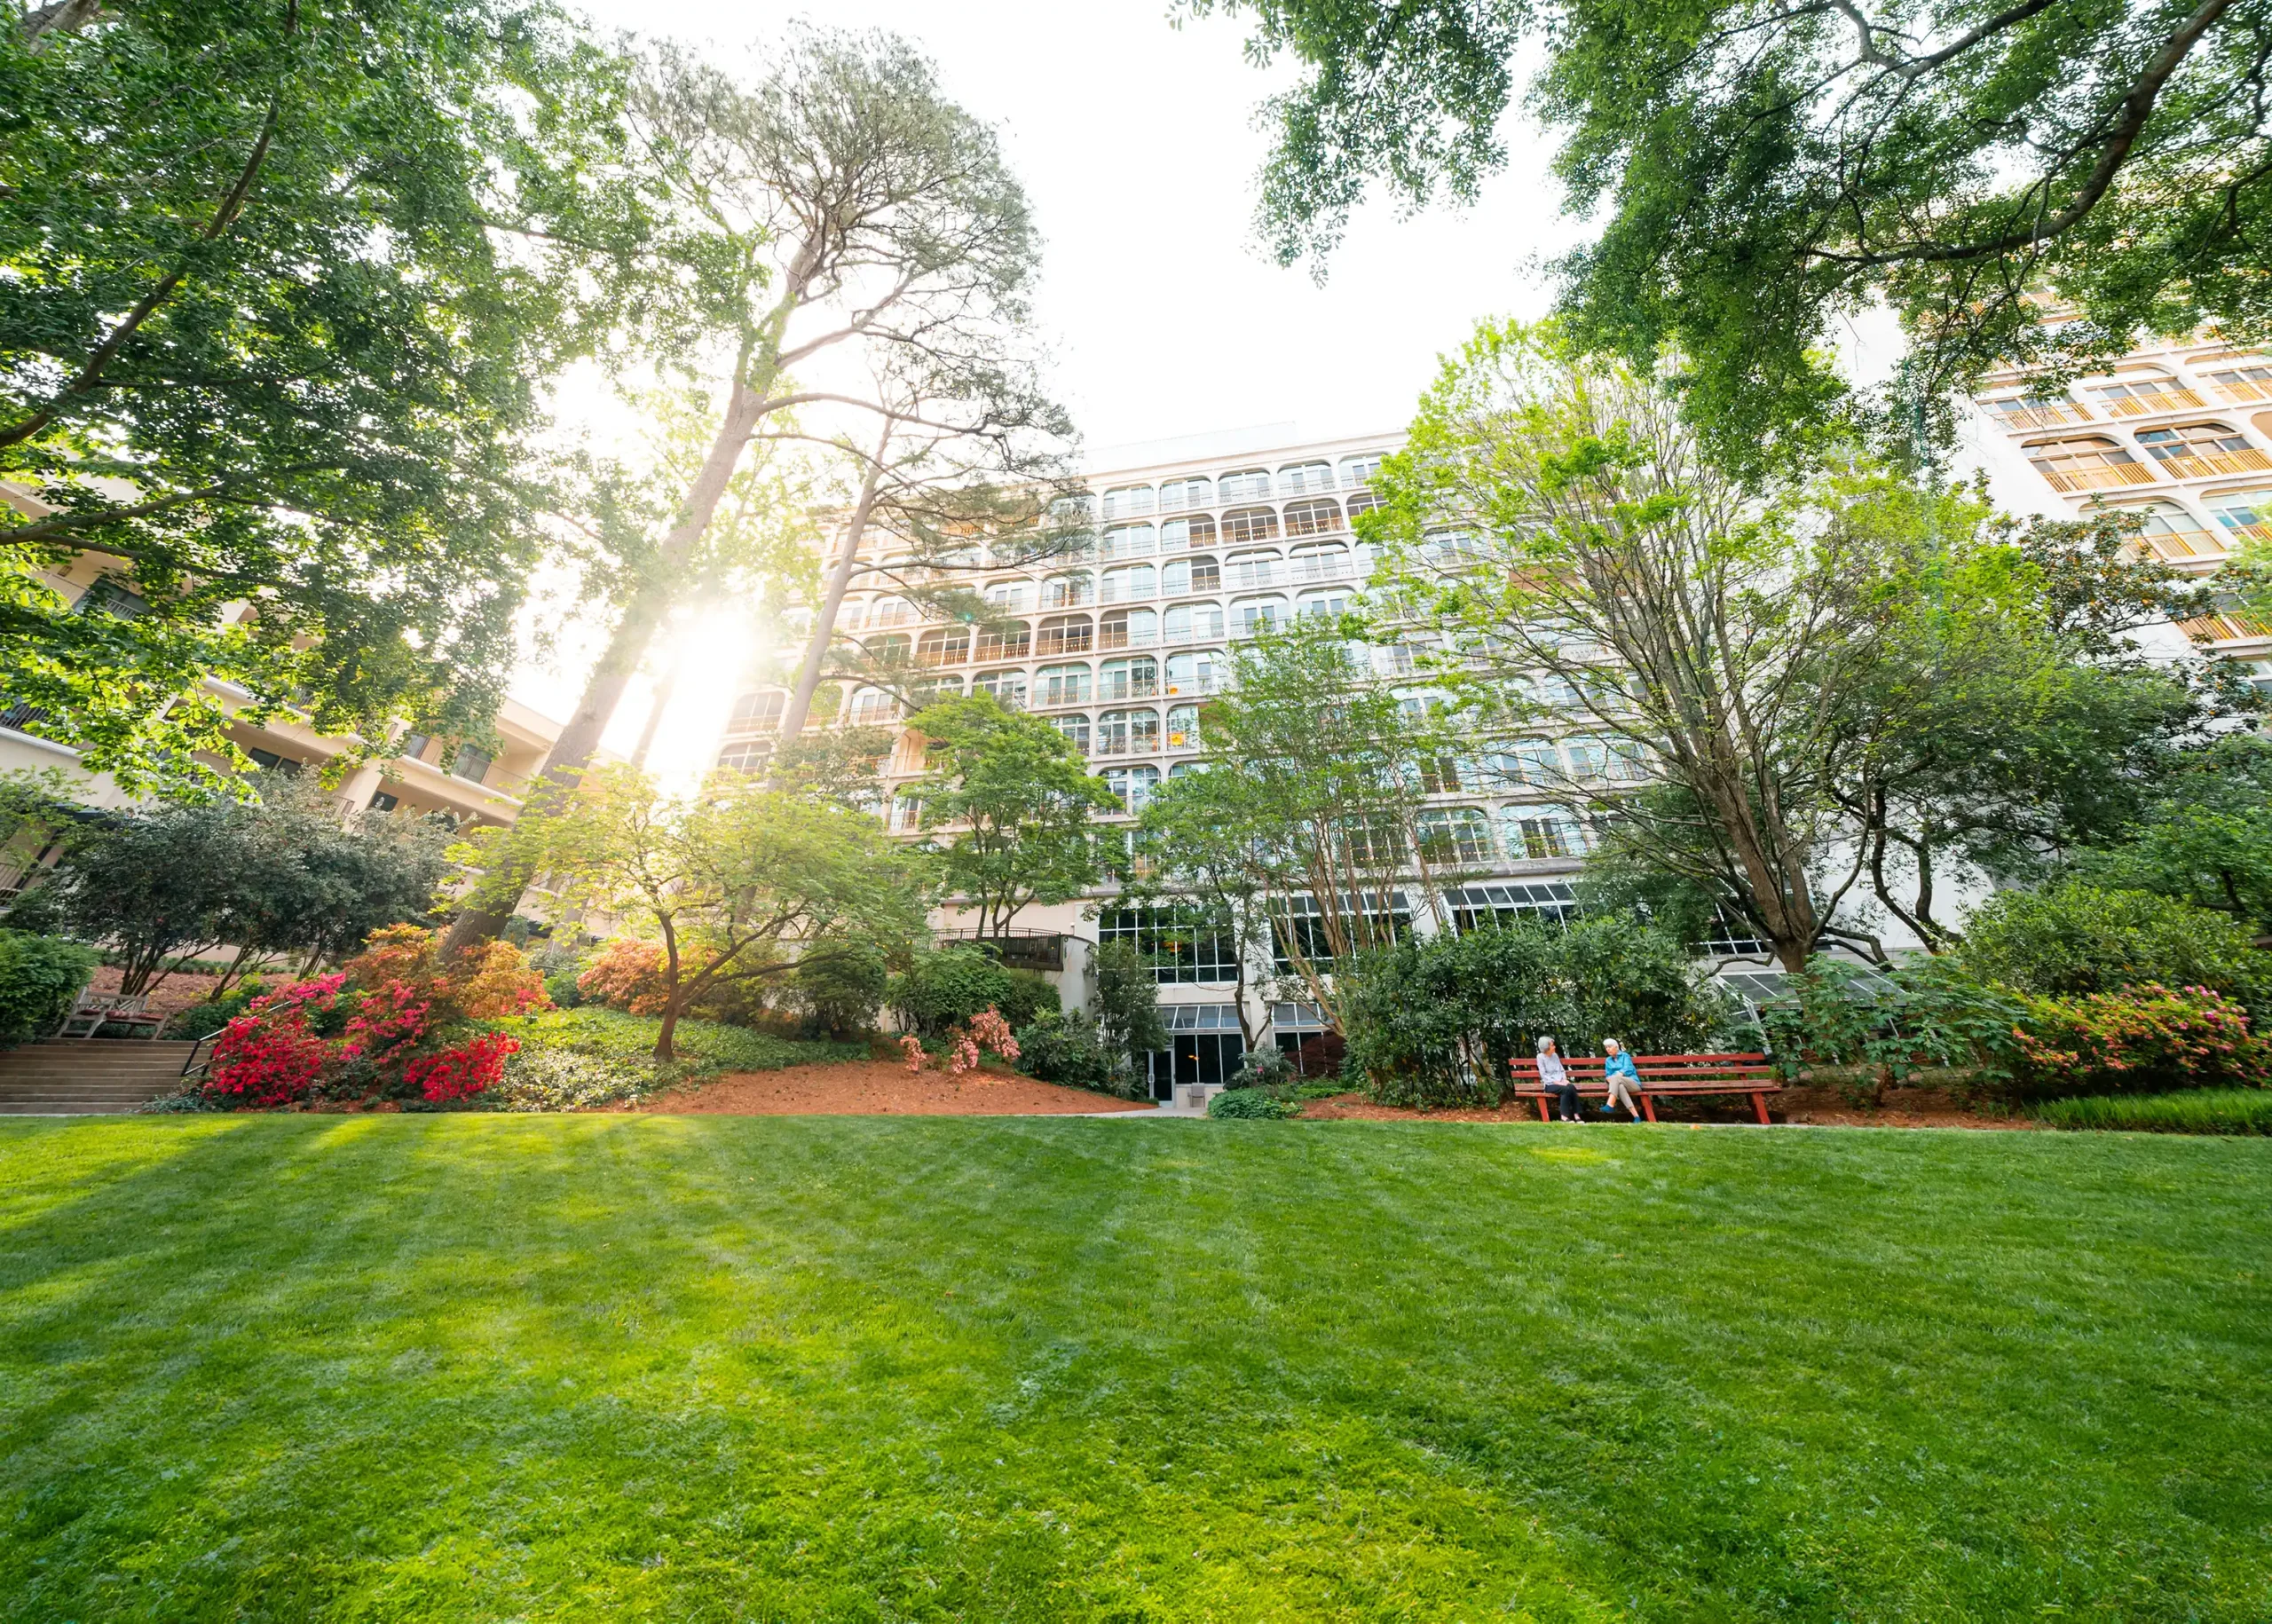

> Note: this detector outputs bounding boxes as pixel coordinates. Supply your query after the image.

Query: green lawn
[2,1119,2266,1622]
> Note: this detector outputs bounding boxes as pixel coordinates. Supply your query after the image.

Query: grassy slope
[0,1119,2265,1623]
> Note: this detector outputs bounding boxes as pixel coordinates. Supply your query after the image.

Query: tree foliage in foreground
[2,0,635,790]
[1190,0,2270,455]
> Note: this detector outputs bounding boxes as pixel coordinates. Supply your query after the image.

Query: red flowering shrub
[208,975,346,1107]
[578,938,671,1014]
[2010,983,2271,1100]
[342,926,548,1022]
[342,976,437,1067]
[404,1031,522,1104]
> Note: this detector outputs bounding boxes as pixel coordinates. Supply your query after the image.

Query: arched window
[727,690,785,733]
[915,626,970,666]
[718,739,770,774]
[1100,656,1158,700]
[1049,712,1091,753]
[1504,737,1562,786]
[2093,371,2203,416]
[1160,555,1220,595]
[1418,808,1494,864]
[1164,602,1225,643]
[974,668,1027,709]
[1042,572,1093,609]
[1222,506,1281,545]
[1101,523,1156,560]
[866,632,911,663]
[1290,540,1351,583]
[1161,514,1217,551]
[1100,485,1155,520]
[870,596,917,628]
[1278,460,1334,495]
[1037,663,1092,705]
[1298,586,1352,620]
[1104,764,1160,812]
[2113,500,2220,560]
[975,620,1030,661]
[1340,452,1384,489]
[1225,549,1282,589]
[2026,437,2155,493]
[1165,703,1202,750]
[890,791,924,835]
[1159,476,1214,512]
[1096,708,1159,756]
[1164,650,1223,696]
[2135,422,2269,479]
[848,687,900,726]
[1345,488,1381,523]
[909,674,963,708]
[1169,760,1207,779]
[1051,492,1096,524]
[1219,468,1272,501]
[1234,595,1288,635]
[1100,607,1157,650]
[835,600,868,632]
[1102,563,1156,603]
[983,579,1030,613]
[2205,488,2272,543]
[1283,497,1343,537]
[2200,354,2272,404]
[1422,528,1485,565]
[1037,614,1093,656]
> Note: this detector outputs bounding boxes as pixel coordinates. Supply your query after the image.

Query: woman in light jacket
[1601,1037,1642,1120]
[1536,1036,1582,1122]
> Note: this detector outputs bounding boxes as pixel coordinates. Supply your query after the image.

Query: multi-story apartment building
[1968,330,2272,692]
[716,427,1739,1094]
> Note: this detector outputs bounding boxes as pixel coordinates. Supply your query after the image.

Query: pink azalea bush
[903,1005,1022,1076]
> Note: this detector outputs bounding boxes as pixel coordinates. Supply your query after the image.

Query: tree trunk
[779,422,894,740]
[629,646,681,769]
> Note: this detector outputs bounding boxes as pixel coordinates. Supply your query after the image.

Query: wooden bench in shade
[1507,1052,1781,1124]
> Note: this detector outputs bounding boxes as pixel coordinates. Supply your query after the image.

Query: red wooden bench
[1508,1052,1781,1124]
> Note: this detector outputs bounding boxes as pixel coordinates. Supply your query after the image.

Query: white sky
[509,0,1588,777]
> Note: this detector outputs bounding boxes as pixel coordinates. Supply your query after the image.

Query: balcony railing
[2179,609,2272,643]
[2039,461,2158,493]
[1290,556,1354,584]
[2144,447,2272,480]
[2135,530,2229,561]
[1987,401,2094,430]
[1160,674,1221,698]
[1099,579,1156,604]
[1036,628,1094,656]
[2213,377,2272,404]
[1098,625,1157,650]
[1226,561,1282,590]
[2100,388,2206,417]
[1099,533,1157,562]
[1097,677,1161,702]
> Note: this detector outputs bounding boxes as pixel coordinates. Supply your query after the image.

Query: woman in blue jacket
[1600,1038,1642,1120]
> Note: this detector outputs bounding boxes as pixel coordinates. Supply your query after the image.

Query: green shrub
[165,981,267,1043]
[542,968,587,1009]
[1340,912,1735,1108]
[0,929,101,1046]
[1959,883,2272,1011]
[1229,1045,1294,1089]
[2030,1087,2272,1134]
[790,945,889,1037]
[1014,1010,1121,1094]
[1208,1087,1291,1120]
[2006,982,2271,1101]
[1758,956,2028,1100]
[1090,941,1166,1078]
[998,968,1060,1029]
[888,947,1015,1037]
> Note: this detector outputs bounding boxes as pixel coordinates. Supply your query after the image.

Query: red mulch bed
[629,1060,1152,1116]
[89,964,227,1017]
[1296,1087,2036,1130]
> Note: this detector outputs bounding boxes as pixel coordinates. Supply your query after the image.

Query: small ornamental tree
[906,694,1118,938]
[457,767,926,1059]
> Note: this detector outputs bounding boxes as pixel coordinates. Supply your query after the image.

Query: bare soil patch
[632,1060,1151,1116]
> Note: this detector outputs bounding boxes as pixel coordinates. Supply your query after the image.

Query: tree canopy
[1192,0,2269,453]
[2,0,635,791]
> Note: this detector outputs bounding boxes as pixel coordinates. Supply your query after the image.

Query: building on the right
[1968,329,2272,694]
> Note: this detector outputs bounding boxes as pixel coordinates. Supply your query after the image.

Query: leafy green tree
[1089,940,1169,1084]
[1131,767,1276,1048]
[2072,735,2272,934]
[905,694,1117,940]
[2,0,635,791]
[449,28,1058,944]
[0,928,102,1046]
[458,766,925,1059]
[1369,321,1895,970]
[1194,0,2269,453]
[39,799,257,994]
[1195,621,1443,1030]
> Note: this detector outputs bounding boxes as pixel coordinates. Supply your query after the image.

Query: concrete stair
[0,1040,197,1115]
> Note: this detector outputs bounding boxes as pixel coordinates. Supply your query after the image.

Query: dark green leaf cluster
[0,927,102,1045]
